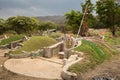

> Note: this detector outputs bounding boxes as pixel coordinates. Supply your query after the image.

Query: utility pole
[76,0,89,39]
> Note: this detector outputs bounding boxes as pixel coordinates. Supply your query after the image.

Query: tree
[65,0,95,36]
[96,0,120,36]
[81,0,96,30]
[38,21,57,34]
[81,0,94,14]
[65,10,83,34]
[6,16,39,34]
[0,18,6,34]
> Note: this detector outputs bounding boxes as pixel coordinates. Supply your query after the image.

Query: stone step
[58,52,64,59]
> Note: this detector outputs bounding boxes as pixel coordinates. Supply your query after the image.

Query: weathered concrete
[0,36,28,49]
[64,49,84,59]
[43,41,64,58]
[4,58,63,80]
[62,56,83,80]
[7,49,43,59]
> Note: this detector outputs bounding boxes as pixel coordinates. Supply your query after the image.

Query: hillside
[36,16,66,25]
[69,39,120,79]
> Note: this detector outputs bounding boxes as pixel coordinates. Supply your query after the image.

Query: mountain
[36,16,66,25]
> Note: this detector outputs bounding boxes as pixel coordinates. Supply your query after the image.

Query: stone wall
[0,44,10,49]
[0,37,28,49]
[64,49,84,59]
[6,41,64,59]
[62,55,83,80]
[43,41,64,58]
[7,49,43,59]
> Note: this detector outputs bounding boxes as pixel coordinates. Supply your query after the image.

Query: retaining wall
[62,55,83,80]
[6,41,64,59]
[64,49,84,59]
[43,41,64,58]
[7,49,43,59]
[0,37,27,49]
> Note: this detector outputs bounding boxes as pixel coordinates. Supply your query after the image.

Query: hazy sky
[0,0,96,18]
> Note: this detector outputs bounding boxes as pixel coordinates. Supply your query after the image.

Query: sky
[0,0,96,19]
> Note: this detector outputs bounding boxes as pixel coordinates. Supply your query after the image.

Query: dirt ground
[4,58,62,80]
[0,48,120,80]
[81,48,120,80]
[0,49,61,80]
[0,56,53,80]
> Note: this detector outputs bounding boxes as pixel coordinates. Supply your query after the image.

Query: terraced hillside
[69,40,119,73]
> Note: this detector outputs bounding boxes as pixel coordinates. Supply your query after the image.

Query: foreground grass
[11,36,57,54]
[69,40,118,73]
[0,35,24,45]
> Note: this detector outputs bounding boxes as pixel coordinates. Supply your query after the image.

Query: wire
[76,2,89,39]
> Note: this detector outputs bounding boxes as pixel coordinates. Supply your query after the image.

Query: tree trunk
[111,26,116,36]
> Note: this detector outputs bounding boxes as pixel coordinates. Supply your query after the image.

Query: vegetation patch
[104,35,120,45]
[0,35,24,45]
[11,36,57,54]
[69,40,118,73]
[49,32,63,38]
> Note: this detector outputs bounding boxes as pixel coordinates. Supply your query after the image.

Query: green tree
[96,0,120,36]
[6,16,39,34]
[65,0,96,36]
[38,21,57,31]
[38,21,57,35]
[81,0,96,28]
[81,0,94,14]
[0,18,6,34]
[65,10,83,34]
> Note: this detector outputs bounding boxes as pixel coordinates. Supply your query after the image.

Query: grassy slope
[11,36,57,54]
[0,35,24,45]
[69,40,118,73]
[104,35,120,45]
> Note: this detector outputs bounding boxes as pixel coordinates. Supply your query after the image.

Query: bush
[4,30,17,35]
[116,31,120,36]
[49,32,63,38]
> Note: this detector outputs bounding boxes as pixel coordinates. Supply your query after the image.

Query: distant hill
[36,16,66,25]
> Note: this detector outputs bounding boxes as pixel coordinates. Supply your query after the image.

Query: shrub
[49,32,63,38]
